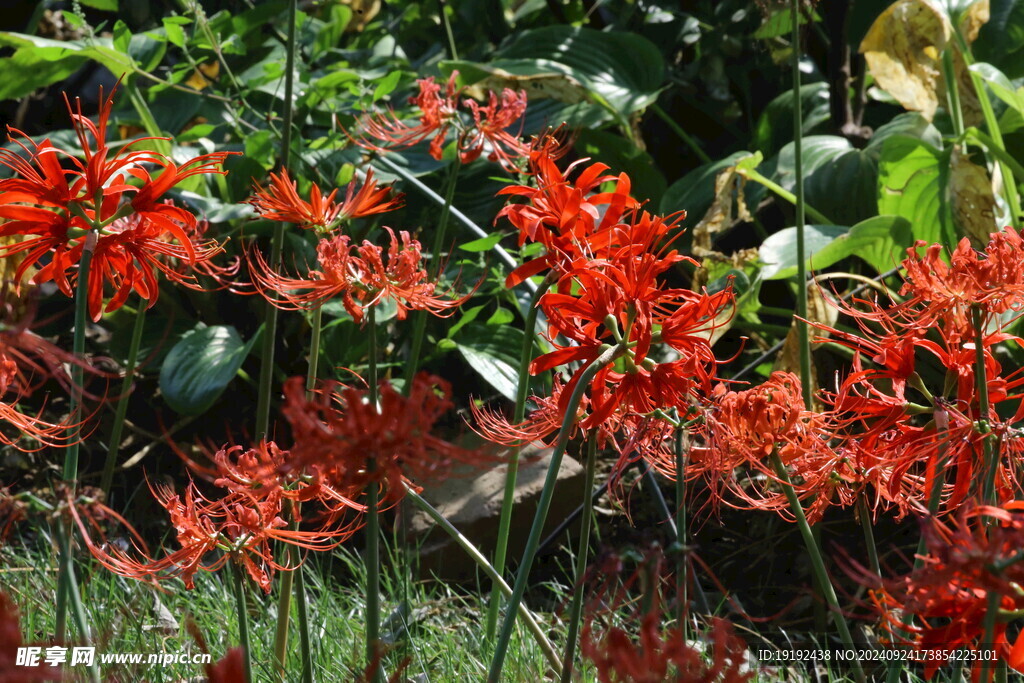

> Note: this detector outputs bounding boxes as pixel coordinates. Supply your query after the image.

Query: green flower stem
[124,77,172,158]
[790,0,812,410]
[953,31,1022,224]
[404,161,460,387]
[272,501,296,681]
[488,343,626,683]
[404,488,562,674]
[980,589,1002,683]
[942,48,966,138]
[295,559,313,683]
[438,0,459,61]
[232,563,254,683]
[365,304,382,683]
[99,305,147,496]
[54,522,99,683]
[255,0,297,438]
[55,229,97,641]
[769,451,865,683]
[373,154,532,287]
[674,423,688,633]
[650,103,712,165]
[737,166,833,225]
[485,276,553,645]
[973,306,999,504]
[306,306,323,394]
[559,431,598,682]
[857,495,881,577]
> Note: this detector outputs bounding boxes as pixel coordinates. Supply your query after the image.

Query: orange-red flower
[206,648,247,683]
[354,71,529,170]
[247,169,403,232]
[248,228,468,322]
[0,84,231,320]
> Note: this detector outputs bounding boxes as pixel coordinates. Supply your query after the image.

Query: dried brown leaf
[949,145,998,245]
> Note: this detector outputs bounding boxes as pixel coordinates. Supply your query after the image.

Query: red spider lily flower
[247,168,403,232]
[852,503,1024,680]
[248,228,469,322]
[497,152,641,287]
[581,614,754,683]
[0,591,63,682]
[206,648,247,683]
[0,84,231,320]
[281,373,494,506]
[580,546,754,683]
[72,480,351,593]
[354,71,529,170]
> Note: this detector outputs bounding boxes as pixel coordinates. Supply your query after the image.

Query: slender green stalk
[973,307,999,503]
[980,589,1001,683]
[365,304,382,683]
[559,432,598,682]
[124,77,172,158]
[54,523,99,682]
[790,0,812,409]
[488,343,626,682]
[674,422,688,635]
[651,103,712,164]
[769,451,865,683]
[232,564,254,683]
[405,161,460,387]
[306,306,323,393]
[485,277,552,644]
[255,0,298,438]
[857,495,881,577]
[55,229,97,641]
[99,306,147,496]
[942,48,966,138]
[737,166,833,225]
[272,502,296,680]
[295,559,313,683]
[404,488,562,674]
[438,0,459,61]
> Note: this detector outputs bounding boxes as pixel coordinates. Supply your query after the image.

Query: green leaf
[877,135,956,247]
[775,135,878,226]
[866,112,943,154]
[79,0,118,9]
[372,70,403,103]
[163,17,187,48]
[758,215,914,280]
[460,234,505,252]
[455,324,526,402]
[759,224,848,280]
[0,48,86,101]
[159,325,253,415]
[112,20,131,54]
[753,81,831,157]
[660,151,753,220]
[970,62,1024,114]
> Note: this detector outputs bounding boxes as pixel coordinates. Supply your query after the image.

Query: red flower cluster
[281,373,491,506]
[856,503,1024,679]
[353,71,529,170]
[249,226,467,322]
[0,84,231,320]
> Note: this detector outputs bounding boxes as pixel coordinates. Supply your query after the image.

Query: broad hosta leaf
[455,324,527,402]
[970,62,1024,113]
[160,325,252,415]
[866,112,943,153]
[759,225,849,280]
[859,0,951,120]
[775,136,879,226]
[877,135,957,246]
[482,26,664,125]
[759,216,914,280]
[753,82,831,157]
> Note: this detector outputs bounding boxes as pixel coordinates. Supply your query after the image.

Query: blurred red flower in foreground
[0,83,231,320]
[0,591,62,682]
[853,503,1024,680]
[281,373,493,505]
[206,647,247,683]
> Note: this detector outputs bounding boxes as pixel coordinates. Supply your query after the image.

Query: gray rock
[408,442,585,583]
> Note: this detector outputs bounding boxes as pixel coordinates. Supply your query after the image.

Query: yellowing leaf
[185,61,219,91]
[859,0,951,121]
[465,67,589,105]
[949,145,998,245]
[341,0,381,32]
[958,0,990,42]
